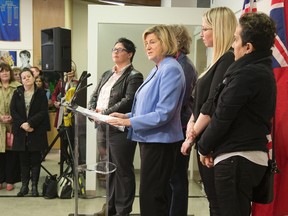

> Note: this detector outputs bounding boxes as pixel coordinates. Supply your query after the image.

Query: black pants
[139,142,177,216]
[169,140,190,216]
[197,152,220,216]
[97,125,136,216]
[18,150,42,172]
[214,156,266,216]
[0,151,21,184]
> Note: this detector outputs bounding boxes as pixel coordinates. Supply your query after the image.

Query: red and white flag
[242,0,257,14]
[252,0,288,215]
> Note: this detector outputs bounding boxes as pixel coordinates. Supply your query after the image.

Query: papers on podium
[73,105,125,132]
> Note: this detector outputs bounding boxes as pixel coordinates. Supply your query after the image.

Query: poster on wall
[0,0,20,41]
[18,49,32,69]
[0,50,17,66]
[0,50,32,68]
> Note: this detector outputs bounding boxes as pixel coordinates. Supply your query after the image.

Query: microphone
[75,72,91,93]
[81,73,91,82]
[75,83,92,95]
[69,83,93,107]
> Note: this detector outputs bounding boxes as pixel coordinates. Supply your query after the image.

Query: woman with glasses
[181,7,237,216]
[88,37,143,216]
[199,12,276,216]
[107,25,186,216]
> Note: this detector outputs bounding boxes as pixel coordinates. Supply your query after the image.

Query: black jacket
[89,64,143,115]
[198,50,276,158]
[10,85,50,151]
[193,49,234,121]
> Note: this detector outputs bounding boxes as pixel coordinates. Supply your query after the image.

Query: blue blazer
[128,57,185,143]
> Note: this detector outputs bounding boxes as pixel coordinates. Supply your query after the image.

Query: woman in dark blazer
[88,37,143,216]
[10,68,50,197]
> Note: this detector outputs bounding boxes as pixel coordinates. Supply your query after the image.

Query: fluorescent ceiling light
[98,0,125,6]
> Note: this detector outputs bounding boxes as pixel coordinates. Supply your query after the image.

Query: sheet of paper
[73,106,125,132]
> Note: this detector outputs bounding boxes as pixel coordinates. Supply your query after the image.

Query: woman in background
[0,62,22,191]
[52,69,78,128]
[181,7,237,216]
[10,68,50,197]
[12,67,22,83]
[35,75,52,107]
[30,66,42,79]
[168,24,197,216]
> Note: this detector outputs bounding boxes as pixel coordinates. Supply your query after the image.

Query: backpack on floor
[57,166,74,199]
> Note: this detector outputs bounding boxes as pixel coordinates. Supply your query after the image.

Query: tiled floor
[0,150,209,216]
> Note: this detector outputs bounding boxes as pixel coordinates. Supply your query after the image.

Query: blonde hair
[203,7,237,68]
[169,25,192,55]
[143,25,178,57]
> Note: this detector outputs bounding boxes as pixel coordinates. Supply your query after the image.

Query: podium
[67,104,121,216]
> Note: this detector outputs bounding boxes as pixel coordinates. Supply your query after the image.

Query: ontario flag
[251,0,288,216]
[242,0,257,14]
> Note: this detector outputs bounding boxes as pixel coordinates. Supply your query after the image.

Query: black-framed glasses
[111,48,128,53]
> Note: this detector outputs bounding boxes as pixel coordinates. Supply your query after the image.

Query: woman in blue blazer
[107,25,186,216]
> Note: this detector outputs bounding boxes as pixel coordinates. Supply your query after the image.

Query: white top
[214,151,268,167]
[96,64,129,110]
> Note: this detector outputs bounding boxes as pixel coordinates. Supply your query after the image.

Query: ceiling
[80,0,161,6]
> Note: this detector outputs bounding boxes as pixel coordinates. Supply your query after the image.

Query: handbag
[42,174,58,199]
[252,118,280,204]
[6,130,14,148]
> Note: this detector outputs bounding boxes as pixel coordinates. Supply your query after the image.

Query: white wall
[0,0,33,67]
[72,1,88,76]
[211,0,271,16]
[86,5,208,190]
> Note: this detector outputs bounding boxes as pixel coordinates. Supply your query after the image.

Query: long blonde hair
[201,7,237,77]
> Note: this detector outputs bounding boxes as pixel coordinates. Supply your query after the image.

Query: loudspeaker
[41,27,71,72]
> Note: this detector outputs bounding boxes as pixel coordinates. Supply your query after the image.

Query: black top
[88,64,143,115]
[177,52,197,127]
[10,85,50,151]
[193,49,235,140]
[198,50,276,158]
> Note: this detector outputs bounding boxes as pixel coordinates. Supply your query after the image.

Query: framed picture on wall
[0,50,17,66]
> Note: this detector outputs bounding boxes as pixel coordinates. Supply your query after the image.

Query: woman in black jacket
[181,7,237,216]
[198,13,277,216]
[10,68,50,197]
[88,38,143,216]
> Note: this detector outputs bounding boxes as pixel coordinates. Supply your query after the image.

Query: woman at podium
[88,37,143,216]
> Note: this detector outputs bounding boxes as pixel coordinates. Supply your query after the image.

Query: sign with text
[0,0,20,41]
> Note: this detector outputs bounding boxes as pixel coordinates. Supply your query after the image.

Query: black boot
[17,166,30,197]
[31,166,40,197]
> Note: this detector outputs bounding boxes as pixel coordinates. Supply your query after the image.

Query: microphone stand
[68,73,94,216]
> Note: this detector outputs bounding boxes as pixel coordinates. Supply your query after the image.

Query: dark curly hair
[239,12,276,51]
[114,37,136,62]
